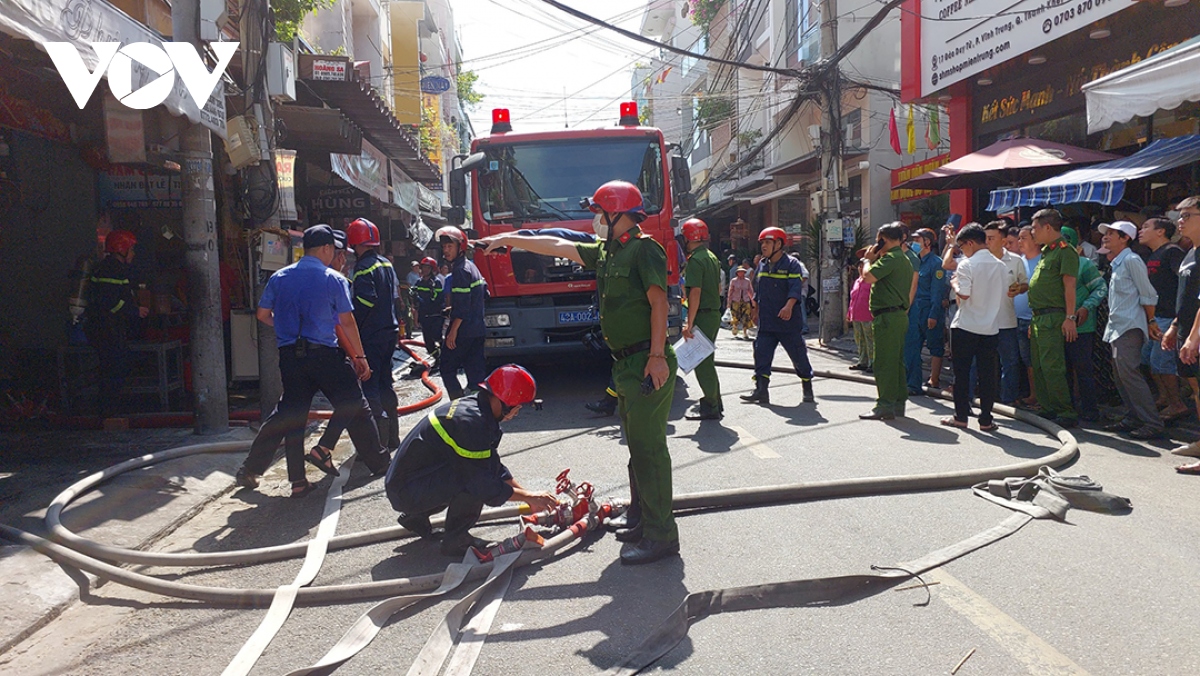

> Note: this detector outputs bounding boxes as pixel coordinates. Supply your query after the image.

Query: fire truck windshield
[477,137,664,224]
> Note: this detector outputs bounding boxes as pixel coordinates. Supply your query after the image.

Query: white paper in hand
[674,327,715,374]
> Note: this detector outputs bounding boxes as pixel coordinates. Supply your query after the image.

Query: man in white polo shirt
[943,223,1008,431]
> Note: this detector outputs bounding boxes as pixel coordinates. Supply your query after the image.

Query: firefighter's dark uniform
[904,252,947,391]
[685,242,723,414]
[441,255,488,399]
[84,255,140,414]
[576,226,678,544]
[351,250,401,449]
[752,253,814,392]
[385,393,514,546]
[413,272,446,364]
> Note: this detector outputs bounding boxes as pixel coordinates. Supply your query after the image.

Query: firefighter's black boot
[740,378,770,404]
[585,394,617,416]
[802,378,815,403]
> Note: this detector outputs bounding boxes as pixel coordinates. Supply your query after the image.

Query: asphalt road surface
[3,338,1199,676]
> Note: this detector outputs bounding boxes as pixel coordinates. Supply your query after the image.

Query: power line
[539,0,803,77]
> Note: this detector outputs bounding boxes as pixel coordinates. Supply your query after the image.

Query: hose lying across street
[0,352,1084,674]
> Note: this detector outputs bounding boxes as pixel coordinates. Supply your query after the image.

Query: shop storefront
[901,0,1200,220]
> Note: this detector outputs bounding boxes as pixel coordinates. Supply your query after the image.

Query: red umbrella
[895,138,1121,191]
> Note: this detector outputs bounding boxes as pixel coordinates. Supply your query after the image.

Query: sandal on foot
[305,446,339,477]
[291,480,319,497]
[1175,463,1200,475]
[940,416,969,429]
[235,467,259,489]
[979,421,999,432]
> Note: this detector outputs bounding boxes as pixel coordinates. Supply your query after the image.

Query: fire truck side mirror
[447,206,466,226]
[671,154,691,191]
[449,168,467,209]
[678,192,697,211]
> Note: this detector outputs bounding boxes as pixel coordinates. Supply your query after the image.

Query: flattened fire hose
[0,361,1085,675]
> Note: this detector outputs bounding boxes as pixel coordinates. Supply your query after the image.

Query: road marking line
[728,426,781,458]
[926,569,1091,676]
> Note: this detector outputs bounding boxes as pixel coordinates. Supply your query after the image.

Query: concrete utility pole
[174,1,229,433]
[243,0,283,414]
[818,0,844,343]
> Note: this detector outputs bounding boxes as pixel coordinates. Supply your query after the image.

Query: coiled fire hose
[0,358,1086,675]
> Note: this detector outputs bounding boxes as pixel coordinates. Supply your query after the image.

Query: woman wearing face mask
[904,227,948,394]
[479,181,680,566]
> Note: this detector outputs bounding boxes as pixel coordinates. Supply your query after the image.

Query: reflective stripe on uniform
[353,260,393,279]
[356,296,375,308]
[90,276,129,285]
[427,411,491,459]
[452,278,485,293]
[757,272,804,280]
[110,299,125,314]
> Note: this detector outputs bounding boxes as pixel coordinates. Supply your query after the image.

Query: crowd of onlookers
[847,198,1200,475]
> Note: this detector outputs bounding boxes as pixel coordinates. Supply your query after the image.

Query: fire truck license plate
[557,309,599,325]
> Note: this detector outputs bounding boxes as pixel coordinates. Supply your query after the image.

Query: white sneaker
[1170,441,1200,458]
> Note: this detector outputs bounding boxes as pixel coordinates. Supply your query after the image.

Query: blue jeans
[1016,318,1033,366]
[1065,332,1099,420]
[997,327,1020,403]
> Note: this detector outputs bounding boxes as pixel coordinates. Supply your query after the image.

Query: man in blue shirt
[1099,221,1164,439]
[438,226,488,400]
[904,228,947,394]
[740,227,815,405]
[236,225,390,498]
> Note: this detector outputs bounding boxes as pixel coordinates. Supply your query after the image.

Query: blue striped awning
[987,135,1200,212]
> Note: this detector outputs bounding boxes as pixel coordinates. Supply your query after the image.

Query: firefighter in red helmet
[479,180,681,565]
[85,229,149,417]
[680,218,724,420]
[384,364,558,556]
[437,225,489,400]
[740,227,816,405]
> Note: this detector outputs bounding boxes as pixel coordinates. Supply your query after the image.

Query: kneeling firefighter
[384,364,559,557]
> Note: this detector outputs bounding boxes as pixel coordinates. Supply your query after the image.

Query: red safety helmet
[758,227,788,243]
[479,364,537,408]
[681,218,709,242]
[346,218,381,247]
[105,229,137,256]
[583,181,645,220]
[436,226,469,246]
[420,256,438,268]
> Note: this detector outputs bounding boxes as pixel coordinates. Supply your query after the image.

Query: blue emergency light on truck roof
[491,108,512,134]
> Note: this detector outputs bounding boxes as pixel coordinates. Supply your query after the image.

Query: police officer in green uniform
[860,222,915,420]
[681,217,724,420]
[481,180,679,565]
[1027,208,1080,427]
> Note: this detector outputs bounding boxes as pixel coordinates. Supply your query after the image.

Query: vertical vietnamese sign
[275,150,297,221]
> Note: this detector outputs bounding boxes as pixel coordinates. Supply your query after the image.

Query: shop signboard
[311,59,347,81]
[420,76,451,94]
[311,185,370,218]
[911,0,1138,98]
[330,139,388,202]
[0,0,227,136]
[275,149,298,221]
[390,161,420,216]
[103,94,146,164]
[890,153,951,203]
[972,25,1199,138]
[418,183,442,215]
[98,166,182,208]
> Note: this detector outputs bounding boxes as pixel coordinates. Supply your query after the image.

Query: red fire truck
[447,103,693,360]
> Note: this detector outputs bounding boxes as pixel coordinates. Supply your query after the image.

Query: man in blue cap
[236,224,390,497]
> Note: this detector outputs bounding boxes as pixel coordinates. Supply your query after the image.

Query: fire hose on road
[0,358,1106,675]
